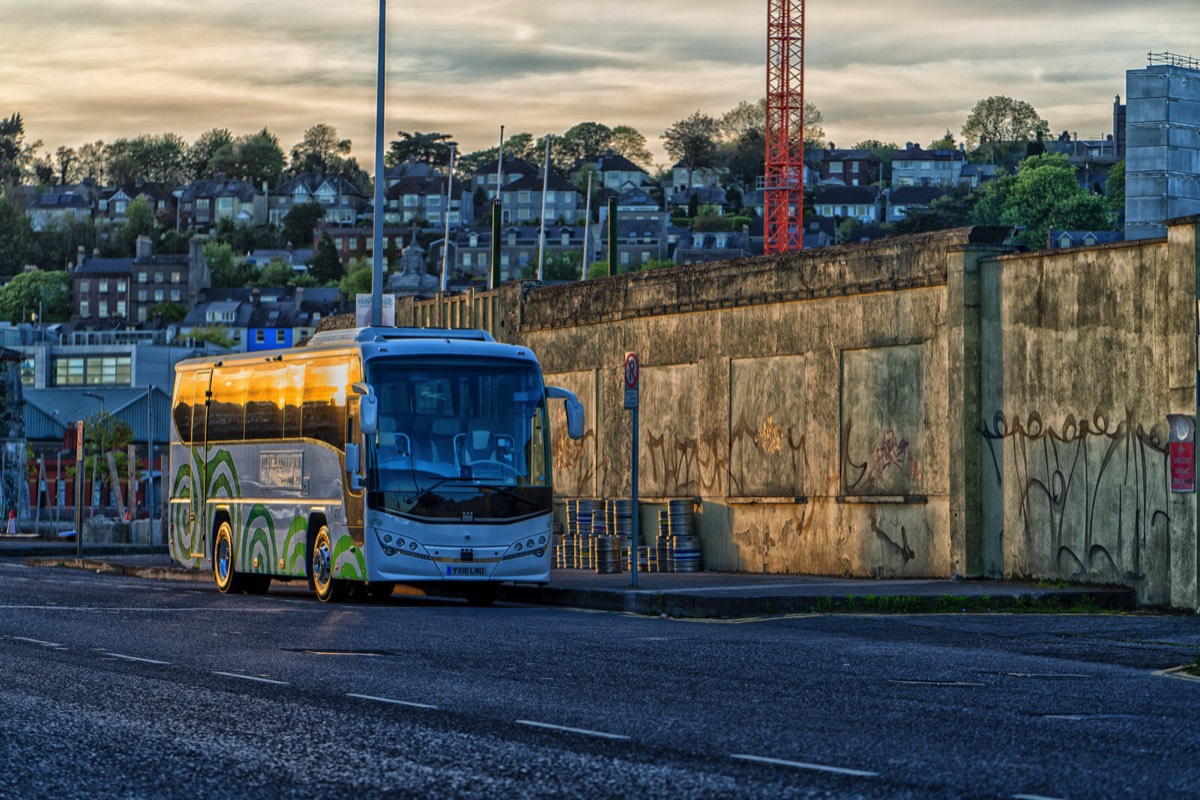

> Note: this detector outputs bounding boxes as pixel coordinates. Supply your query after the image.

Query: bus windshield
[365,358,550,520]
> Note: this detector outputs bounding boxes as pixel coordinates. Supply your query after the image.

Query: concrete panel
[730,355,807,498]
[1126,126,1168,148]
[639,362,701,499]
[545,369,597,499]
[840,345,927,497]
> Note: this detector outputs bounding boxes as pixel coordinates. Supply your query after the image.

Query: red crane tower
[764,0,804,254]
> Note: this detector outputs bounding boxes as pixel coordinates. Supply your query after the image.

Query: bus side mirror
[345,442,364,490]
[354,382,378,435]
[546,386,584,440]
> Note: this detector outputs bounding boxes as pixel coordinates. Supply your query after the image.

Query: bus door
[189,369,211,559]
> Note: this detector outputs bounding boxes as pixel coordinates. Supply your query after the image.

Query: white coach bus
[168,327,582,604]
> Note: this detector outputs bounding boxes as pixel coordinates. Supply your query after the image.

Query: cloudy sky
[4,0,1198,171]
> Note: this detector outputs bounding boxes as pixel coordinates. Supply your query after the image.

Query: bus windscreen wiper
[481,484,540,509]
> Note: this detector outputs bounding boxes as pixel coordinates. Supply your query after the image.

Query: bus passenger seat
[429,418,460,465]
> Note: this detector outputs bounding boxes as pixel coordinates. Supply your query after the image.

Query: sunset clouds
[3,0,1197,170]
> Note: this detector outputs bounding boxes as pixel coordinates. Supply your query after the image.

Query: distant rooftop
[1148,51,1200,70]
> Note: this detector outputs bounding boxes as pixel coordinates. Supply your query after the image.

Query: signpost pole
[624,352,640,588]
[74,421,84,558]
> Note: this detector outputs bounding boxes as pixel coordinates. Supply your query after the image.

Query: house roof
[822,149,880,163]
[75,257,134,276]
[178,179,260,202]
[473,157,539,179]
[813,185,879,204]
[502,174,581,194]
[895,146,966,162]
[889,186,951,205]
[275,171,365,198]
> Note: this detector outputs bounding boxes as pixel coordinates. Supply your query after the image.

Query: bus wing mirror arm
[546,386,584,440]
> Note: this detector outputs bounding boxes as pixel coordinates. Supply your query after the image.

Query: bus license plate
[448,566,487,577]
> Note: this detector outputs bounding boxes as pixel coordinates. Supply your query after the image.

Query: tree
[608,125,653,168]
[210,129,285,188]
[973,153,1113,249]
[928,130,957,151]
[289,124,352,175]
[33,215,96,272]
[1105,160,1125,212]
[961,96,1049,164]
[0,197,36,275]
[181,325,233,348]
[187,128,234,179]
[386,131,457,168]
[105,133,189,186]
[54,146,77,185]
[204,240,258,289]
[310,232,343,284]
[0,112,40,187]
[661,111,721,189]
[74,140,108,183]
[282,202,326,251]
[113,197,157,257]
[83,409,133,511]
[560,122,613,162]
[0,269,71,323]
[253,259,316,288]
[148,302,188,323]
[339,257,372,300]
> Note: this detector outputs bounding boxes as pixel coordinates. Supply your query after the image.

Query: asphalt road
[1,562,1198,799]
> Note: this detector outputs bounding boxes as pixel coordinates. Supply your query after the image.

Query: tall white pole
[536,136,550,281]
[581,171,593,281]
[440,145,456,292]
[370,0,387,327]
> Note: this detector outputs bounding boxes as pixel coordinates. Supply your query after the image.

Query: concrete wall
[517,228,1013,580]
[979,220,1199,606]
[384,220,1200,608]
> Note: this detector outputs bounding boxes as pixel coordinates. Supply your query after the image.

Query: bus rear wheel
[312,526,347,603]
[213,521,244,594]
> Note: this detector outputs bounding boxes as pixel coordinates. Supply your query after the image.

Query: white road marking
[1012,794,1067,800]
[1153,665,1200,684]
[8,636,62,647]
[213,671,288,685]
[103,652,172,665]
[999,672,1091,679]
[730,753,878,777]
[516,720,631,740]
[1041,715,1085,721]
[888,679,987,687]
[346,693,439,709]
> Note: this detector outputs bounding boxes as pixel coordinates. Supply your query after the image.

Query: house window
[403,195,419,207]
[518,191,531,204]
[171,272,181,284]
[154,290,164,302]
[20,358,34,386]
[276,330,286,344]
[829,162,843,174]
[116,300,126,317]
[138,307,147,322]
[426,195,441,207]
[79,300,89,318]
[79,280,90,293]
[545,191,556,203]
[255,330,265,344]
[117,280,127,293]
[138,272,147,283]
[137,290,147,302]
[154,272,164,283]
[170,290,181,302]
[462,253,472,267]
[99,280,109,293]
[217,197,233,211]
[52,355,132,387]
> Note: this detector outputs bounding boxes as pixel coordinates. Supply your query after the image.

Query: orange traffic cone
[6,509,15,535]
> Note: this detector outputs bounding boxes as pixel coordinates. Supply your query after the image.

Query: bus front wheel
[213,521,244,594]
[312,527,347,603]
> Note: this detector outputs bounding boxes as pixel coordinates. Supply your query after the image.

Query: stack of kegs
[572,499,587,569]
[610,499,633,567]
[668,499,702,572]
[593,512,622,574]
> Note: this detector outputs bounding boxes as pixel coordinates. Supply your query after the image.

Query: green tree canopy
[289,123,352,176]
[1105,160,1125,211]
[112,197,157,257]
[0,112,41,187]
[310,232,343,284]
[560,122,613,163]
[282,202,326,251]
[204,240,259,289]
[0,197,36,275]
[0,269,71,323]
[662,111,721,188]
[973,153,1113,249]
[210,129,285,188]
[339,257,372,300]
[961,96,1049,164]
[608,125,653,168]
[187,128,234,179]
[148,301,188,324]
[386,131,457,168]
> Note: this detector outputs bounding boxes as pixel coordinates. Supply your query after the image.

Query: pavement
[0,535,1140,617]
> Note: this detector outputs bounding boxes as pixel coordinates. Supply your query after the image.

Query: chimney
[136,235,152,260]
[252,287,261,308]
[294,286,305,311]
[76,245,86,269]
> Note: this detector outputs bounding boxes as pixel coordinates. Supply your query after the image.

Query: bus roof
[174,327,535,373]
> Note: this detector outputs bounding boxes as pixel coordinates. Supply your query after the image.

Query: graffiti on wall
[980,408,1169,582]
[729,355,808,497]
[841,345,926,496]
[645,428,726,497]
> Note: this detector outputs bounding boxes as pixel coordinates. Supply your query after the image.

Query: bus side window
[173,371,195,444]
